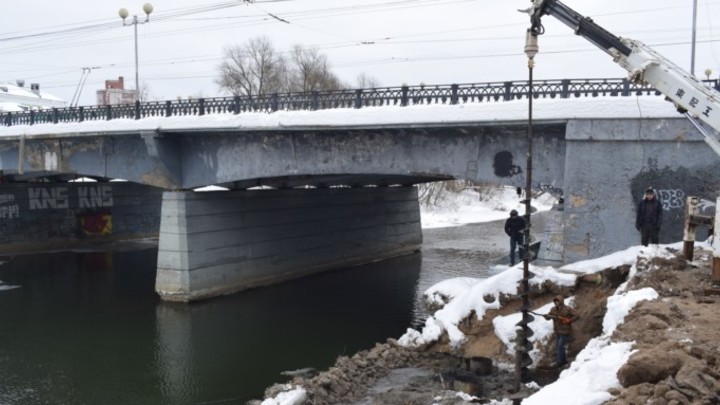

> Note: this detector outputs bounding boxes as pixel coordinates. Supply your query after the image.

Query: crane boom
[527,0,720,154]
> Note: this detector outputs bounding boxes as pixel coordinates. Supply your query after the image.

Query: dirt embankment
[260,248,720,404]
[606,249,720,405]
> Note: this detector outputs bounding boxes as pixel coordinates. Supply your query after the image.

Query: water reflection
[0,248,421,404]
[0,215,527,404]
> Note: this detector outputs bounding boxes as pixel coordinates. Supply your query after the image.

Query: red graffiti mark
[80,212,112,236]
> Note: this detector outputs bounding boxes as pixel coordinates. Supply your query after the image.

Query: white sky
[2,0,719,106]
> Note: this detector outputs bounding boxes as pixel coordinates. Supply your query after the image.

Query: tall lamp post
[119,3,154,102]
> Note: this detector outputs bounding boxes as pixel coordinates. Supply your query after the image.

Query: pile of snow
[524,287,659,405]
[261,386,307,405]
[420,186,557,229]
[399,264,576,348]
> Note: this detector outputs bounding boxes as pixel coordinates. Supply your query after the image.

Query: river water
[0,216,545,405]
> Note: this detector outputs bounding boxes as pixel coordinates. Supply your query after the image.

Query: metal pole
[134,15,140,101]
[514,29,539,393]
[691,0,698,75]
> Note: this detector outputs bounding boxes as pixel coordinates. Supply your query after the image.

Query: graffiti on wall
[0,194,20,219]
[80,211,112,236]
[493,151,522,178]
[29,186,113,210]
[631,163,720,243]
[539,183,564,196]
[655,189,686,211]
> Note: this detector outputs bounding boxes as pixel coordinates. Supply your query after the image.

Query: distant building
[96,76,138,106]
[0,80,66,112]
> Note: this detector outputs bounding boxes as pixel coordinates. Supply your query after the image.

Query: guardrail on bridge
[4,77,720,127]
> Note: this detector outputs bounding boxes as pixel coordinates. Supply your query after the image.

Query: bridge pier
[155,186,422,302]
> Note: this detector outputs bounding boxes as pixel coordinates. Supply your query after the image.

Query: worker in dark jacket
[504,209,526,266]
[636,187,662,246]
[544,295,578,367]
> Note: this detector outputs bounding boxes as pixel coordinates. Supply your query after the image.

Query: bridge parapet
[6,77,717,128]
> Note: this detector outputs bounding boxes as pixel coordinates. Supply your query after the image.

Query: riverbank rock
[617,346,684,387]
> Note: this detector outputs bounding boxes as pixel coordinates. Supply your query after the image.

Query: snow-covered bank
[420,186,556,229]
[260,241,720,404]
[398,243,681,404]
[400,264,575,348]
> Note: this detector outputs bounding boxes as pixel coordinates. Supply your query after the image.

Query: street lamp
[119,3,154,102]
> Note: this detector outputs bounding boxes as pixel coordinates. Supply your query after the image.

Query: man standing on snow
[635,187,662,246]
[504,209,525,266]
[544,295,578,368]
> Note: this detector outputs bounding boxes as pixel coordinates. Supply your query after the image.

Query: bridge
[1,78,719,302]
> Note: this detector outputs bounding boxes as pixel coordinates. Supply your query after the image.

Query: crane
[524,0,720,156]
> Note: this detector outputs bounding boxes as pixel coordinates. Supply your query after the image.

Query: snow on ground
[0,96,680,139]
[420,186,556,229]
[402,241,675,403]
[399,264,576,348]
[560,243,678,275]
[261,386,307,405]
[523,287,659,405]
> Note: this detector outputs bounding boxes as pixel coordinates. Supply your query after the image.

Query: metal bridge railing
[4,77,720,127]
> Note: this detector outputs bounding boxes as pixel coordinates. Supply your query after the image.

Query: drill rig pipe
[514,28,540,392]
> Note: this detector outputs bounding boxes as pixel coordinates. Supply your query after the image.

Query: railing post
[106,105,112,121]
[271,93,279,112]
[52,108,59,124]
[233,96,241,114]
[622,78,630,96]
[4,112,10,127]
[165,101,172,117]
[401,85,409,106]
[355,89,363,109]
[79,107,85,122]
[450,84,459,105]
[311,91,319,110]
[199,98,205,116]
[561,79,570,98]
[29,110,35,126]
[504,81,513,101]
[134,100,141,120]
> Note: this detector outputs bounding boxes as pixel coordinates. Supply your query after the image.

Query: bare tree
[355,72,381,89]
[287,45,342,92]
[217,38,345,96]
[216,36,286,98]
[138,81,155,102]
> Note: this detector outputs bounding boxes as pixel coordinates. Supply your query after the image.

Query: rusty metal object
[684,240,695,262]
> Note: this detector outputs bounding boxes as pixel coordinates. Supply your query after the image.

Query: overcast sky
[2,0,719,105]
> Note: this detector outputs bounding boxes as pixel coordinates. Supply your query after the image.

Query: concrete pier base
[155,187,422,302]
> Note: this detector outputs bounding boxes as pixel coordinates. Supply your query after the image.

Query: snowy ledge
[0,96,679,139]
